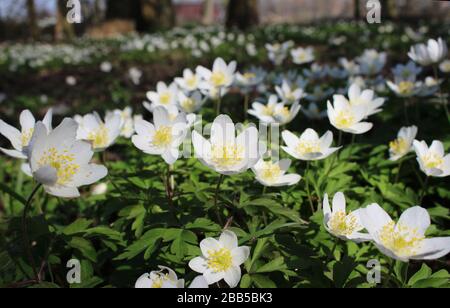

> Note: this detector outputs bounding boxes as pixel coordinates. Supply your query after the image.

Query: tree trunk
[226,0,259,30]
[139,0,175,31]
[202,0,215,25]
[27,0,39,40]
[55,0,74,41]
[354,0,360,19]
[106,0,136,20]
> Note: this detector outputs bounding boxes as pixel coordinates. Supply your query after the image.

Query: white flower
[327,96,373,135]
[0,109,53,159]
[360,204,450,261]
[282,129,340,161]
[252,159,301,187]
[106,107,138,138]
[275,80,305,105]
[248,95,301,125]
[347,83,385,117]
[100,61,112,73]
[439,59,450,73]
[235,67,266,90]
[356,49,387,75]
[302,103,327,120]
[128,67,142,85]
[291,47,315,65]
[76,112,121,152]
[322,192,371,242]
[189,230,250,288]
[177,91,204,113]
[146,82,178,110]
[175,69,200,92]
[386,79,422,97]
[91,182,108,196]
[265,41,293,65]
[408,37,448,66]
[132,106,188,165]
[196,57,236,90]
[135,266,184,288]
[192,115,259,175]
[413,140,450,177]
[338,58,360,76]
[28,118,107,198]
[389,126,418,161]
[66,76,77,86]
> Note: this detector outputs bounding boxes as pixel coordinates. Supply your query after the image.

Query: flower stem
[244,93,249,121]
[433,65,450,123]
[22,184,42,283]
[164,165,177,223]
[383,259,395,288]
[305,162,315,214]
[419,176,429,204]
[395,160,403,183]
[214,174,225,225]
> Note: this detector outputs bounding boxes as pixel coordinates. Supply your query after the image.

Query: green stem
[22,184,42,283]
[395,160,403,184]
[305,162,314,214]
[433,65,450,123]
[244,93,249,121]
[404,99,410,125]
[216,88,222,116]
[164,165,177,223]
[419,176,429,204]
[383,260,395,288]
[329,238,339,261]
[214,174,225,225]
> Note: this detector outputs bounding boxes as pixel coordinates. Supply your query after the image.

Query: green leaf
[68,237,97,262]
[63,218,93,236]
[408,263,432,286]
[255,256,287,273]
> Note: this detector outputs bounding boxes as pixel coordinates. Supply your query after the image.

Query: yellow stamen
[181,98,196,112]
[389,138,408,156]
[87,125,109,149]
[295,140,320,155]
[328,211,360,237]
[207,248,232,272]
[159,92,172,105]
[38,147,79,185]
[379,222,423,257]
[243,72,256,80]
[259,161,282,183]
[210,144,244,168]
[152,126,173,148]
[211,71,227,87]
[398,81,414,95]
[21,128,34,147]
[422,152,443,169]
[334,110,355,128]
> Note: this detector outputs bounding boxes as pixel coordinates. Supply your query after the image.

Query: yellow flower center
[87,125,109,149]
[379,222,424,257]
[152,126,173,148]
[389,138,408,156]
[243,72,256,80]
[211,71,227,87]
[398,81,414,95]
[210,143,244,168]
[38,147,80,185]
[295,140,320,155]
[328,211,360,236]
[422,152,443,169]
[259,162,282,183]
[186,76,197,88]
[276,106,290,118]
[151,274,169,288]
[207,248,233,272]
[334,110,355,128]
[21,128,34,147]
[262,105,275,116]
[159,92,172,105]
[181,98,196,112]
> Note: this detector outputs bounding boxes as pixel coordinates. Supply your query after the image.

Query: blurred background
[0,0,449,41]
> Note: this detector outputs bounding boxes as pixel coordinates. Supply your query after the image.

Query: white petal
[231,246,250,266]
[412,237,450,260]
[397,206,430,237]
[223,266,241,288]
[359,203,393,241]
[219,230,238,250]
[200,238,221,257]
[44,185,80,198]
[189,276,209,289]
[0,119,22,151]
[332,192,346,213]
[34,166,58,185]
[135,273,152,288]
